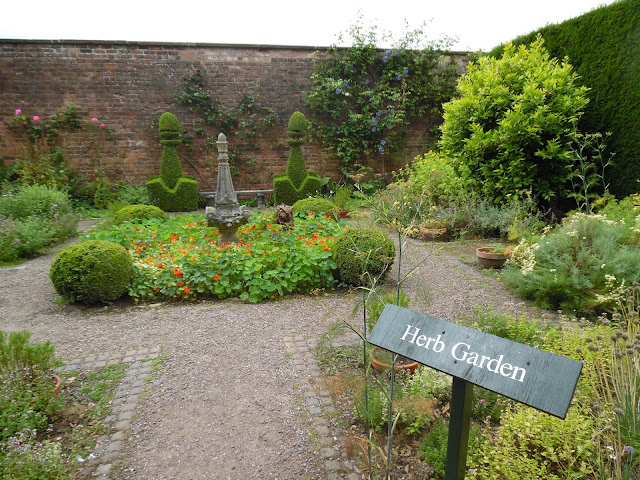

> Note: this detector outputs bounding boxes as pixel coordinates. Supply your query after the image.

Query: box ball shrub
[332,227,395,286]
[292,198,339,218]
[50,240,133,304]
[114,204,166,225]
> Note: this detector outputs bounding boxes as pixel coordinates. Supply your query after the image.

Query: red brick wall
[0,40,466,190]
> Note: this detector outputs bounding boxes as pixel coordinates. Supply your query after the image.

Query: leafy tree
[439,36,589,206]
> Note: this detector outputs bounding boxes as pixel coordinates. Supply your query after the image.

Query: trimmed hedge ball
[292,198,339,218]
[114,204,166,225]
[50,240,133,304]
[332,227,395,286]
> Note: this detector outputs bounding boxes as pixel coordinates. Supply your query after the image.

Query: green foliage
[114,204,166,225]
[83,211,344,303]
[304,20,458,177]
[331,227,395,287]
[173,70,276,170]
[462,306,558,348]
[366,288,410,332]
[0,185,78,261]
[49,240,133,304]
[440,36,589,205]
[420,420,482,478]
[488,0,640,198]
[273,112,322,205]
[287,111,307,137]
[0,331,61,447]
[503,213,640,316]
[401,366,452,404]
[402,151,465,206]
[292,197,338,218]
[2,429,73,479]
[147,112,198,212]
[467,405,597,479]
[333,185,353,209]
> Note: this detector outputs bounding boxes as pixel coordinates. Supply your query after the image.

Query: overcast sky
[1,0,619,52]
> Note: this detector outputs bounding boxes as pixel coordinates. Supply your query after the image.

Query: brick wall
[0,40,466,191]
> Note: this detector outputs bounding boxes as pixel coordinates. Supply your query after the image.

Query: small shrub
[467,405,597,479]
[503,212,640,316]
[49,240,133,304]
[420,419,482,478]
[114,204,166,225]
[292,198,339,218]
[0,184,74,220]
[332,227,395,287]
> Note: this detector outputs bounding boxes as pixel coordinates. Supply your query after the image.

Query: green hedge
[488,0,640,197]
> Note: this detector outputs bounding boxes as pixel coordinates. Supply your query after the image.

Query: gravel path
[0,219,546,479]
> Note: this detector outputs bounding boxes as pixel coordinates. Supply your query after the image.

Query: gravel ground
[0,219,548,479]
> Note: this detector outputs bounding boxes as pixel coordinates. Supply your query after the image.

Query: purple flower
[379,147,385,153]
[390,108,395,114]
[372,127,377,132]
[15,109,21,115]
[335,88,342,94]
[343,82,349,87]
[382,56,388,63]
[387,124,392,129]
[624,446,634,454]
[381,140,386,146]
[371,118,377,125]
[376,111,382,117]
[385,49,392,56]
[403,68,409,74]
[396,75,401,81]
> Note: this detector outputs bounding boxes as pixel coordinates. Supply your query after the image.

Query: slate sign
[368,304,582,419]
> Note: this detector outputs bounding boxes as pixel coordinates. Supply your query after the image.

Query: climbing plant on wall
[173,70,276,176]
[304,20,459,180]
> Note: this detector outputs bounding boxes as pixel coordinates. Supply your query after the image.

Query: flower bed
[84,210,347,303]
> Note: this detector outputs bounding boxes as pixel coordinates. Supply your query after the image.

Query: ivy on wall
[173,70,276,178]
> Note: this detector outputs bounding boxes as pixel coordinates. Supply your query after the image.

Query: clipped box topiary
[292,198,339,218]
[114,204,167,225]
[50,240,133,304]
[331,227,395,287]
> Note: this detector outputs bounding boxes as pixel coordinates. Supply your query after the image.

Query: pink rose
[100,124,106,129]
[32,116,40,121]
[15,109,21,115]
[92,117,98,122]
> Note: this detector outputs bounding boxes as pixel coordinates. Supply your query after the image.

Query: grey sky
[1,0,619,52]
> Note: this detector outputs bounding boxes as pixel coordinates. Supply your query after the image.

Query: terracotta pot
[370,347,419,374]
[339,209,350,219]
[476,247,509,269]
[53,374,62,396]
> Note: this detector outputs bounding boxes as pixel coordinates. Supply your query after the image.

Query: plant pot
[53,374,62,396]
[370,347,419,374]
[476,247,509,269]
[339,209,350,219]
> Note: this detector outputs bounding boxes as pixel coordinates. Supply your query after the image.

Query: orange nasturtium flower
[214,275,220,281]
[173,268,183,277]
[184,287,191,294]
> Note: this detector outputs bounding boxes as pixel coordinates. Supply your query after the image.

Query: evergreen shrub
[292,198,339,218]
[488,0,640,197]
[272,112,322,205]
[440,36,589,206]
[49,240,133,304]
[331,227,395,286]
[114,204,166,225]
